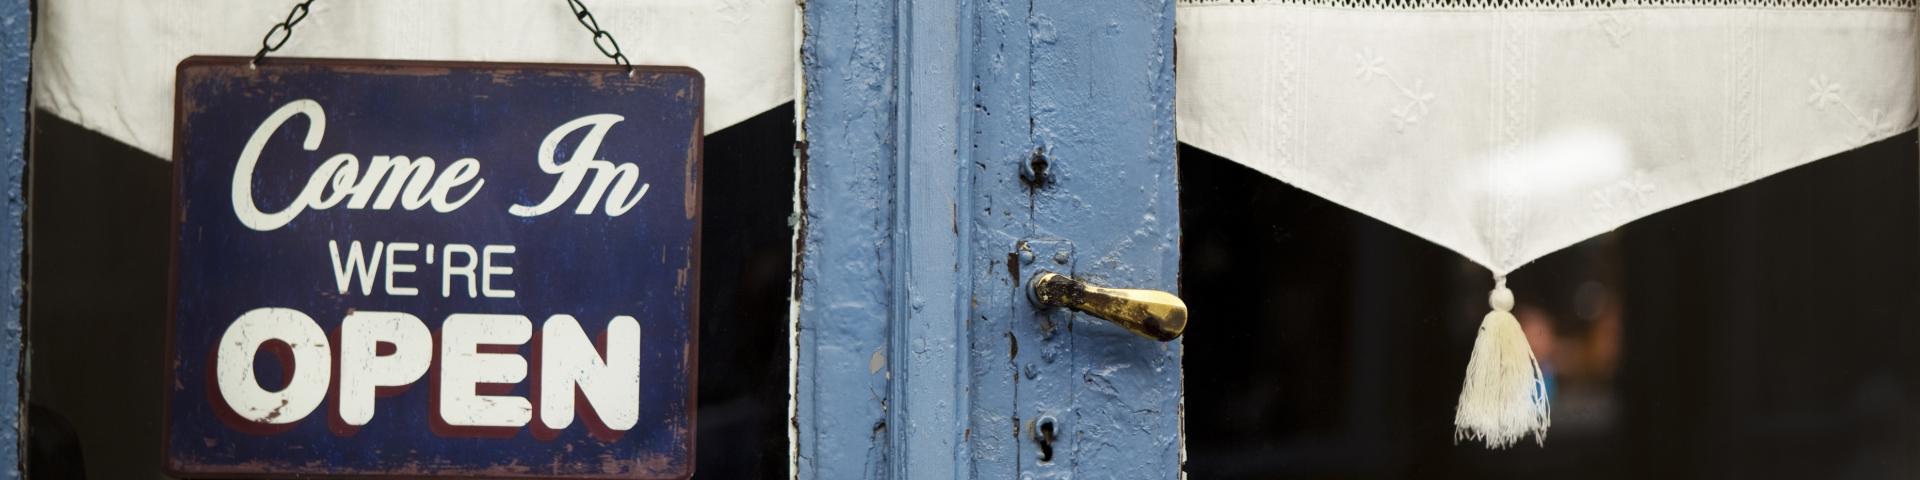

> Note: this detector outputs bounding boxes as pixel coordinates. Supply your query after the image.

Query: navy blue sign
[167,57,700,479]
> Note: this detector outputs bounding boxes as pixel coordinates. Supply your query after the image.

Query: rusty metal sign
[165,57,700,479]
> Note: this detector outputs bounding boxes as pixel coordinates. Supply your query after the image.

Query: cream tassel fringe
[1454,276,1550,448]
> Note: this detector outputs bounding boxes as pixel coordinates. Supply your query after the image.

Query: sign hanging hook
[565,0,637,77]
[249,0,640,77]
[250,0,314,69]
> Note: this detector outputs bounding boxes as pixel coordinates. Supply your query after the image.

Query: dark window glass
[26,104,796,479]
[1181,131,1920,479]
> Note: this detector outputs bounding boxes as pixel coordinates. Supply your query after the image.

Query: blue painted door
[792,0,1181,478]
[962,0,1183,477]
[0,0,24,475]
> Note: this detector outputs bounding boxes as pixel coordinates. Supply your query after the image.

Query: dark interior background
[25,104,795,478]
[1181,131,1920,479]
[24,92,1920,479]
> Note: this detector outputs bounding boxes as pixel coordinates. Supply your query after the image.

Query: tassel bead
[1489,285,1514,313]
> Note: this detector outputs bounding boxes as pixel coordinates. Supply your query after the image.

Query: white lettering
[438,314,532,428]
[337,311,432,426]
[441,244,479,298]
[433,158,486,212]
[233,100,327,231]
[383,242,420,297]
[308,153,360,209]
[482,245,516,299]
[329,240,385,296]
[208,309,653,434]
[509,114,650,217]
[539,315,642,431]
[214,308,332,425]
[362,156,436,210]
[231,101,487,231]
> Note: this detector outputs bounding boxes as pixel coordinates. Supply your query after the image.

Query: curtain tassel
[1454,275,1550,448]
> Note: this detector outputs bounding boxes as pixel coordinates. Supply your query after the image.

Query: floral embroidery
[1353,49,1436,131]
[1590,169,1656,217]
[720,0,759,21]
[1807,75,1842,108]
[1354,52,1387,81]
[1807,74,1893,142]
[1595,13,1635,47]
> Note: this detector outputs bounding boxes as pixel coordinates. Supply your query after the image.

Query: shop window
[1180,132,1920,478]
[25,104,796,478]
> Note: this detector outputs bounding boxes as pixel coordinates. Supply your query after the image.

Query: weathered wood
[0,0,26,476]
[796,0,1181,477]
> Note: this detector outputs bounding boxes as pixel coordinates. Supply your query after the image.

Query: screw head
[1018,250,1036,265]
[1052,251,1069,264]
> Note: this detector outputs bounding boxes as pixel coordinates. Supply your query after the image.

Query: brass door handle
[1026,271,1187,341]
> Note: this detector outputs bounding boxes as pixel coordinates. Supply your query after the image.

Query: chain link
[566,0,634,74]
[253,0,316,67]
[249,0,637,75]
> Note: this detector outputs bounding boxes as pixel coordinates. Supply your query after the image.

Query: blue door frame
[792,0,1181,477]
[0,0,25,476]
[0,0,1174,475]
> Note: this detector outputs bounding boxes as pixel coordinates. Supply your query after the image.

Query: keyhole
[1032,415,1058,463]
[1021,148,1051,187]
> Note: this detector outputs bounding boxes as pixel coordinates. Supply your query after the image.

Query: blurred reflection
[1513,280,1619,437]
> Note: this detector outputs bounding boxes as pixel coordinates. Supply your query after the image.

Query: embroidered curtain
[1178,1,1916,275]
[31,0,795,161]
[1175,0,1917,447]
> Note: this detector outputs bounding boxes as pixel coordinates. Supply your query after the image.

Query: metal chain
[252,0,316,67]
[249,0,637,75]
[565,0,635,75]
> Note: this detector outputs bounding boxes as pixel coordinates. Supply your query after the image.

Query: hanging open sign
[165,57,700,479]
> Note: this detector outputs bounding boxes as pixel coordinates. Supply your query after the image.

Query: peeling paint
[795,0,1179,477]
[971,0,1183,476]
[791,0,902,476]
[0,1,24,478]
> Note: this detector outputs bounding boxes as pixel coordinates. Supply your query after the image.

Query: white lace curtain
[1176,0,1917,447]
[32,0,796,161]
[28,0,1917,452]
[1178,1,1916,275]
